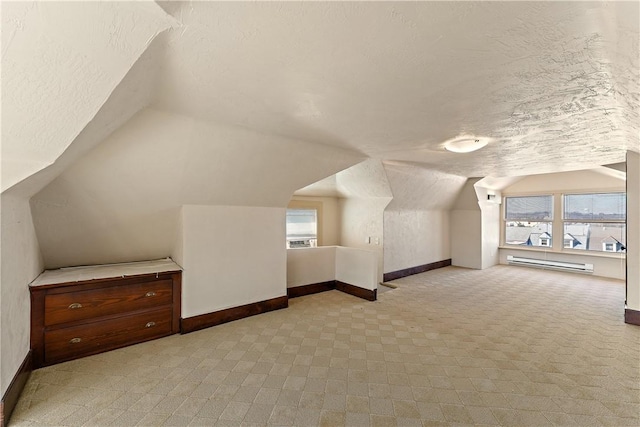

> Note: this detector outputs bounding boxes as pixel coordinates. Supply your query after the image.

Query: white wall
[335,247,378,291]
[180,205,286,318]
[286,246,377,291]
[30,109,363,268]
[480,201,501,269]
[451,178,501,270]
[0,193,43,396]
[472,184,502,269]
[384,210,452,273]
[287,247,336,288]
[451,179,481,269]
[627,151,640,311]
[339,197,391,283]
[290,196,340,246]
[451,210,482,269]
[291,160,392,284]
[499,248,626,280]
[382,162,466,275]
[172,208,185,269]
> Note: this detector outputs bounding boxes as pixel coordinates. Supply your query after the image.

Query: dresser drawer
[44,279,173,326]
[31,263,182,369]
[44,307,172,364]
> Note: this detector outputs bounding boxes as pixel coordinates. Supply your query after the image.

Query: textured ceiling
[1,1,174,191]
[295,159,392,199]
[3,1,638,195]
[151,1,639,178]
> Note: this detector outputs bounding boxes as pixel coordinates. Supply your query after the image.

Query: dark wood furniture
[30,259,182,368]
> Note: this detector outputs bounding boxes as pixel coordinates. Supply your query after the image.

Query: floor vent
[507,255,593,274]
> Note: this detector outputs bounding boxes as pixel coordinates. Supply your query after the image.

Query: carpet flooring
[9,265,639,426]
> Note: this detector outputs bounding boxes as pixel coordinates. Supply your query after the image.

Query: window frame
[502,194,554,248]
[286,200,324,248]
[562,192,626,254]
[501,191,626,256]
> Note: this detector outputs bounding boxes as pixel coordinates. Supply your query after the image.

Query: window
[504,195,553,247]
[285,200,323,249]
[286,209,317,248]
[563,193,626,252]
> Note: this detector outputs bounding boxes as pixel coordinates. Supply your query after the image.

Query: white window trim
[562,191,626,253]
[286,200,324,247]
[502,191,626,256]
[502,194,554,249]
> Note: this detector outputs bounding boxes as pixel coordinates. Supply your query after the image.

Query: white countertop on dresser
[30,258,182,287]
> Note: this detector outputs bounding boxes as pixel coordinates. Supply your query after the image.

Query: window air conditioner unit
[288,239,312,248]
[507,255,593,274]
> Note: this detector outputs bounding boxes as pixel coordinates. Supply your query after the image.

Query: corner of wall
[626,150,640,311]
[1,192,44,396]
[171,205,185,268]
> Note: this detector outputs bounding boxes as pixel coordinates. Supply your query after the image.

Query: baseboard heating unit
[507,255,593,274]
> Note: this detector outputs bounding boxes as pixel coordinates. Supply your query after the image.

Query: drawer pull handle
[69,337,82,344]
[68,303,83,310]
[145,291,156,297]
[145,322,156,328]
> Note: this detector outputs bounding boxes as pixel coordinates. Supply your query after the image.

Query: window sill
[499,246,626,259]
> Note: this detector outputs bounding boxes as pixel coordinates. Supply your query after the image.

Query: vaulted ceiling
[152,1,639,177]
[3,1,638,193]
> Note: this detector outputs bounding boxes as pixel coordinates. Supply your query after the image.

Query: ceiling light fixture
[443,135,490,153]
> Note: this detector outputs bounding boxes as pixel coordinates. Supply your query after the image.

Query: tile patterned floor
[10,265,640,426]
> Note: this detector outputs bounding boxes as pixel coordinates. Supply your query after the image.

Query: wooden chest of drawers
[30,260,181,368]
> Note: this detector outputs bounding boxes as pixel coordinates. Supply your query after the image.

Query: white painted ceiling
[1,1,175,191]
[295,159,392,199]
[151,1,639,178]
[4,1,639,192]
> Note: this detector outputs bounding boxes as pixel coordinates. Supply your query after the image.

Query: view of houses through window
[563,192,626,252]
[505,193,626,253]
[505,195,554,248]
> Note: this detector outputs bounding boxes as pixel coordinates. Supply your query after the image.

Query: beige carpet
[10,265,640,426]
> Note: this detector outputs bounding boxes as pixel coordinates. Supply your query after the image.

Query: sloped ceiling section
[378,2,639,176]
[31,109,364,268]
[336,160,393,199]
[7,36,169,199]
[503,168,626,194]
[384,162,467,211]
[293,175,342,198]
[152,1,639,178]
[452,178,483,211]
[1,1,175,192]
[294,159,392,199]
